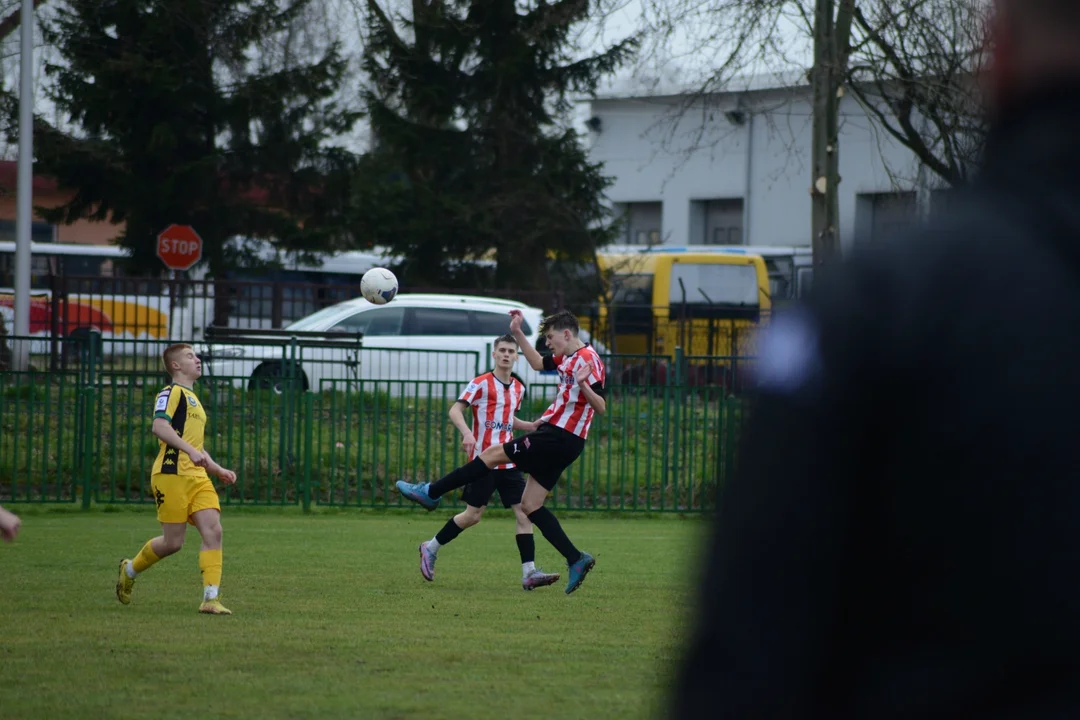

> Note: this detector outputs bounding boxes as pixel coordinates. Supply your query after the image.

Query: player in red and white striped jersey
[403,335,560,591]
[398,311,605,595]
[537,343,606,439]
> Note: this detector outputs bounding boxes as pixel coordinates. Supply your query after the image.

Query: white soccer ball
[360,267,399,305]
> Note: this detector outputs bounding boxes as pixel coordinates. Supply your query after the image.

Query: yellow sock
[131,540,161,574]
[199,549,223,593]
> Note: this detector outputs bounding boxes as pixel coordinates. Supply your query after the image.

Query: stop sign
[156,224,203,271]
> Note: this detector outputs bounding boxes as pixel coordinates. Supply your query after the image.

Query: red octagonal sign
[157,224,203,271]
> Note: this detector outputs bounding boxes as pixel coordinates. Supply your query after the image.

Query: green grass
[0,508,704,720]
[0,372,744,511]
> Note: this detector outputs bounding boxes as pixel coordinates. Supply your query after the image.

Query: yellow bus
[584,246,771,359]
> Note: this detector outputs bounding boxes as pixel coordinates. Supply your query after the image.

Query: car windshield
[283,304,353,331]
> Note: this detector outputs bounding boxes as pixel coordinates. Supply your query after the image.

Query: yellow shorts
[150,473,221,525]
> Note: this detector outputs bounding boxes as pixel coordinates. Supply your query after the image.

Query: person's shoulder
[464,373,490,393]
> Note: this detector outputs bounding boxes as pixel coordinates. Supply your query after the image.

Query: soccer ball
[360,267,399,305]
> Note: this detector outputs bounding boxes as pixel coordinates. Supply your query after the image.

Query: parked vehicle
[199,294,604,396]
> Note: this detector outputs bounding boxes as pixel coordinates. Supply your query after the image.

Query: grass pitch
[0,508,704,720]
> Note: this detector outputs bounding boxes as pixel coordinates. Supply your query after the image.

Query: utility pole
[809,0,855,269]
[13,0,35,371]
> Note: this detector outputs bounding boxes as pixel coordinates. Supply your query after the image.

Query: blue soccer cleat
[565,551,596,595]
[395,480,440,511]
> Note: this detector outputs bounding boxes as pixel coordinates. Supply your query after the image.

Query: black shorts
[502,423,586,491]
[460,469,525,509]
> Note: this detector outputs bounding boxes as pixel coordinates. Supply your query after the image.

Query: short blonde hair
[162,343,193,374]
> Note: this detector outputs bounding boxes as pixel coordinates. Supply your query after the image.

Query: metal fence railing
[0,335,750,512]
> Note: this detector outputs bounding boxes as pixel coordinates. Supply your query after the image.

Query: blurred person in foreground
[0,505,19,542]
[673,0,1080,716]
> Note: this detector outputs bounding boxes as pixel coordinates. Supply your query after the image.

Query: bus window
[59,254,106,277]
[668,262,759,318]
[768,273,790,301]
[612,273,653,305]
[31,255,53,288]
[610,273,654,336]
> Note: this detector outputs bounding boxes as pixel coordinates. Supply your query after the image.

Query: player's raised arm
[509,310,546,371]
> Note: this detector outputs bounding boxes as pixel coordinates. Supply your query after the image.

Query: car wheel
[249,362,308,393]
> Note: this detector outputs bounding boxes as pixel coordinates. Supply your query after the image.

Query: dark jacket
[673,85,1080,718]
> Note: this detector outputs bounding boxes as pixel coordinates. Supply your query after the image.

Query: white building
[582,72,948,253]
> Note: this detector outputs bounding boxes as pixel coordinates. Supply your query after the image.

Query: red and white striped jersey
[539,345,606,439]
[458,372,526,470]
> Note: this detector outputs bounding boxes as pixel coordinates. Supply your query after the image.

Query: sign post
[157,225,202,342]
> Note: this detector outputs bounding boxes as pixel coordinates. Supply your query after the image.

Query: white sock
[522,561,536,577]
[203,585,219,601]
[125,563,137,579]
[427,537,441,553]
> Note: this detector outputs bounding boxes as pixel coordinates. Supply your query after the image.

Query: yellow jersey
[151,383,209,479]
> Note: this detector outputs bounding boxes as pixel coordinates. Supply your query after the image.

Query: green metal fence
[0,336,748,512]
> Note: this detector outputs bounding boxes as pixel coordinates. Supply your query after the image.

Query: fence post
[87,329,97,388]
[659,353,672,509]
[81,385,95,509]
[279,337,297,476]
[49,274,60,371]
[720,395,740,510]
[302,392,313,512]
[669,346,684,509]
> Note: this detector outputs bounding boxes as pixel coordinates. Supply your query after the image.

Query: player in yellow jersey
[115,343,237,614]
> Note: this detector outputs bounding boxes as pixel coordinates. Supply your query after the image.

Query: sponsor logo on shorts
[524,437,531,449]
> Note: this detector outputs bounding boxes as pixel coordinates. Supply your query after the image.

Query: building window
[613,201,662,246]
[689,198,744,246]
[856,191,917,243]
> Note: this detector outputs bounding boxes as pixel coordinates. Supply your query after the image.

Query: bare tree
[637,0,991,261]
[847,0,989,187]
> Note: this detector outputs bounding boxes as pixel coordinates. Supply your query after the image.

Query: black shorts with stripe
[501,423,585,491]
[461,469,526,508]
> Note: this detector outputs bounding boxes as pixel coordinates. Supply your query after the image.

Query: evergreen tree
[10,0,360,285]
[357,0,637,291]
